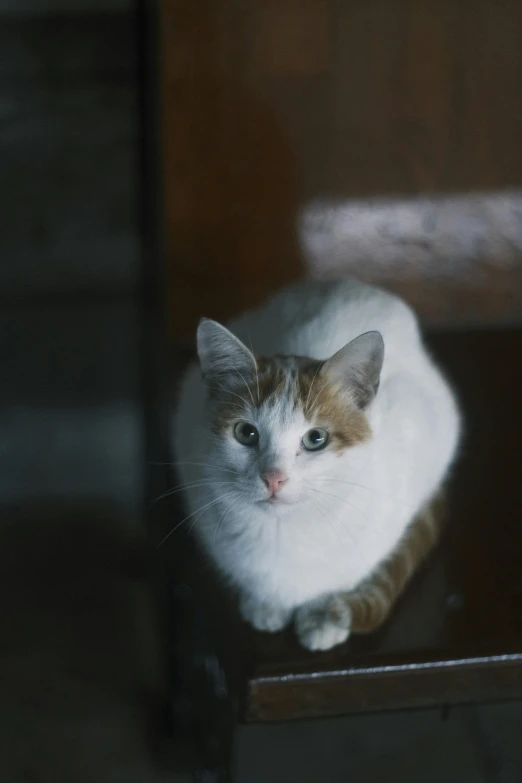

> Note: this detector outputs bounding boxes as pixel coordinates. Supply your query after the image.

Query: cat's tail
[346,490,446,634]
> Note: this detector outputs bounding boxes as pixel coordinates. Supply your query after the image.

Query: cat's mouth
[259,494,294,506]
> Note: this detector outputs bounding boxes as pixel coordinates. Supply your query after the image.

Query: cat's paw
[295,595,352,651]
[239,594,291,633]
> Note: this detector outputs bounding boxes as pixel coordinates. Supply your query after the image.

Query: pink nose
[262,471,289,495]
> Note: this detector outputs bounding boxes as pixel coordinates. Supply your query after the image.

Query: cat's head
[197,319,384,511]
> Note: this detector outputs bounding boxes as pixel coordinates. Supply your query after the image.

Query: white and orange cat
[173,280,460,650]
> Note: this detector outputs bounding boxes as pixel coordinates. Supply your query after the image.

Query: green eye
[234,421,259,446]
[302,427,329,451]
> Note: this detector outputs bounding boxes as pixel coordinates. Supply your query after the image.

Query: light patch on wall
[299,191,522,284]
[0,0,129,14]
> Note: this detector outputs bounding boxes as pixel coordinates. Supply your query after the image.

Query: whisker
[306,490,356,539]
[212,401,246,411]
[307,379,330,413]
[165,461,238,474]
[308,482,403,556]
[152,480,236,505]
[305,491,343,546]
[245,322,260,405]
[308,486,371,526]
[186,490,241,537]
[301,497,329,546]
[312,478,413,509]
[306,490,368,563]
[213,384,250,408]
[304,361,323,414]
[213,493,242,544]
[232,368,256,408]
[156,490,238,548]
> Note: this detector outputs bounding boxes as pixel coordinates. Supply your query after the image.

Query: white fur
[172,280,461,649]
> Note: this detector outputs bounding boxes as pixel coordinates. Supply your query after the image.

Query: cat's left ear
[197,318,256,384]
[322,331,384,408]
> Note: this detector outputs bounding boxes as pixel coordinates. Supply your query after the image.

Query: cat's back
[230,278,420,363]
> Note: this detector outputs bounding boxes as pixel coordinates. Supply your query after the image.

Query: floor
[236,703,522,783]
[1,8,520,783]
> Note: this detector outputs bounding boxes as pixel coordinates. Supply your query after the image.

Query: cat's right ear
[197,319,256,384]
[322,331,384,408]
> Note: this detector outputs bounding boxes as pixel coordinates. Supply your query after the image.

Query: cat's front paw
[239,594,291,633]
[295,595,352,651]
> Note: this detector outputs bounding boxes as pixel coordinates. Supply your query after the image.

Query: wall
[0,7,141,513]
[0,0,130,14]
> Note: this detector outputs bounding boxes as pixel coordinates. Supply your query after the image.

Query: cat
[173,279,460,651]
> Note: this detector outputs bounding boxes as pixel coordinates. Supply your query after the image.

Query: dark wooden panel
[165,331,522,723]
[248,653,522,722]
[160,0,522,336]
[160,0,304,337]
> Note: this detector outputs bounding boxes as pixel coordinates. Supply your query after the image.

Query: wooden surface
[166,330,522,723]
[160,0,522,336]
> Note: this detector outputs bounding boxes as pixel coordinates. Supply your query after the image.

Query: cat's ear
[197,318,256,383]
[322,331,384,408]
